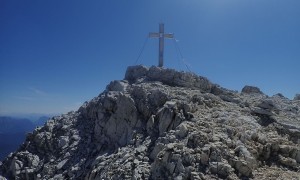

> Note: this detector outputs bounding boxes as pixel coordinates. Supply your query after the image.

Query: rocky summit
[0,65,299,179]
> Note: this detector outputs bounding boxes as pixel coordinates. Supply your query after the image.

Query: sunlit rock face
[1,65,299,180]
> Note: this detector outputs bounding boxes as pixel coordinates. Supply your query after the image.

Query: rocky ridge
[0,65,299,179]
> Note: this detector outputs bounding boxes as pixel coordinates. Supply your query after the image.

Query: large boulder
[125,65,213,92]
[241,85,263,94]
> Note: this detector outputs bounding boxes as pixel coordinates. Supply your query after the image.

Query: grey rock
[146,115,155,134]
[106,80,128,92]
[209,162,234,177]
[200,145,210,165]
[58,136,69,149]
[190,172,201,180]
[157,107,175,136]
[234,145,257,168]
[258,99,275,110]
[56,159,68,170]
[279,145,292,155]
[252,107,273,116]
[27,153,40,168]
[1,65,299,180]
[295,150,300,163]
[0,175,7,180]
[53,174,63,179]
[10,158,23,177]
[125,65,213,92]
[149,89,169,107]
[241,85,263,94]
[25,168,34,180]
[279,155,297,168]
[294,94,300,100]
[175,123,188,138]
[234,160,252,177]
[125,65,148,82]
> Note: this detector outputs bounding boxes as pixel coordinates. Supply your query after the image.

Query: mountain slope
[0,65,299,179]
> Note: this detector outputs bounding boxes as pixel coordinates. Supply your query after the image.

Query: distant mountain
[0,116,49,161]
[0,113,57,122]
[0,132,27,161]
[32,116,49,127]
[0,117,34,134]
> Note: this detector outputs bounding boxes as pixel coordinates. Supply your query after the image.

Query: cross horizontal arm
[149,33,174,39]
[164,33,174,39]
[149,32,159,38]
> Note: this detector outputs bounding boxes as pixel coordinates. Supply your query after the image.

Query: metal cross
[149,23,174,67]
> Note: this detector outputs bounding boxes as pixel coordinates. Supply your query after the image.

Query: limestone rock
[279,155,297,168]
[58,136,69,149]
[124,65,148,81]
[209,162,234,178]
[106,80,128,92]
[125,65,213,92]
[294,94,300,100]
[1,65,299,179]
[258,99,276,110]
[252,107,273,116]
[241,85,263,94]
[0,175,7,180]
[234,160,252,177]
[175,123,189,138]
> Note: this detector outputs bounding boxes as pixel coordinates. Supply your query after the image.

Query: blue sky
[0,0,299,114]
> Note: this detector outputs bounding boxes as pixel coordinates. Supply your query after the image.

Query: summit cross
[149,23,174,67]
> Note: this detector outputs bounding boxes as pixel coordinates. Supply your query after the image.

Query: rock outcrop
[294,94,300,101]
[241,85,263,94]
[0,65,299,179]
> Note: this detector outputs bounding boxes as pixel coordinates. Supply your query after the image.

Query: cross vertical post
[149,23,174,67]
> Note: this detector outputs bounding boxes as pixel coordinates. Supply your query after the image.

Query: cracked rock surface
[0,65,299,179]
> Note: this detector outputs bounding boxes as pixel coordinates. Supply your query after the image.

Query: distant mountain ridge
[31,116,49,127]
[0,116,49,134]
[0,116,49,161]
[0,117,34,134]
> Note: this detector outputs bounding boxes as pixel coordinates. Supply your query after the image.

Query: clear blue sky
[0,0,299,114]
